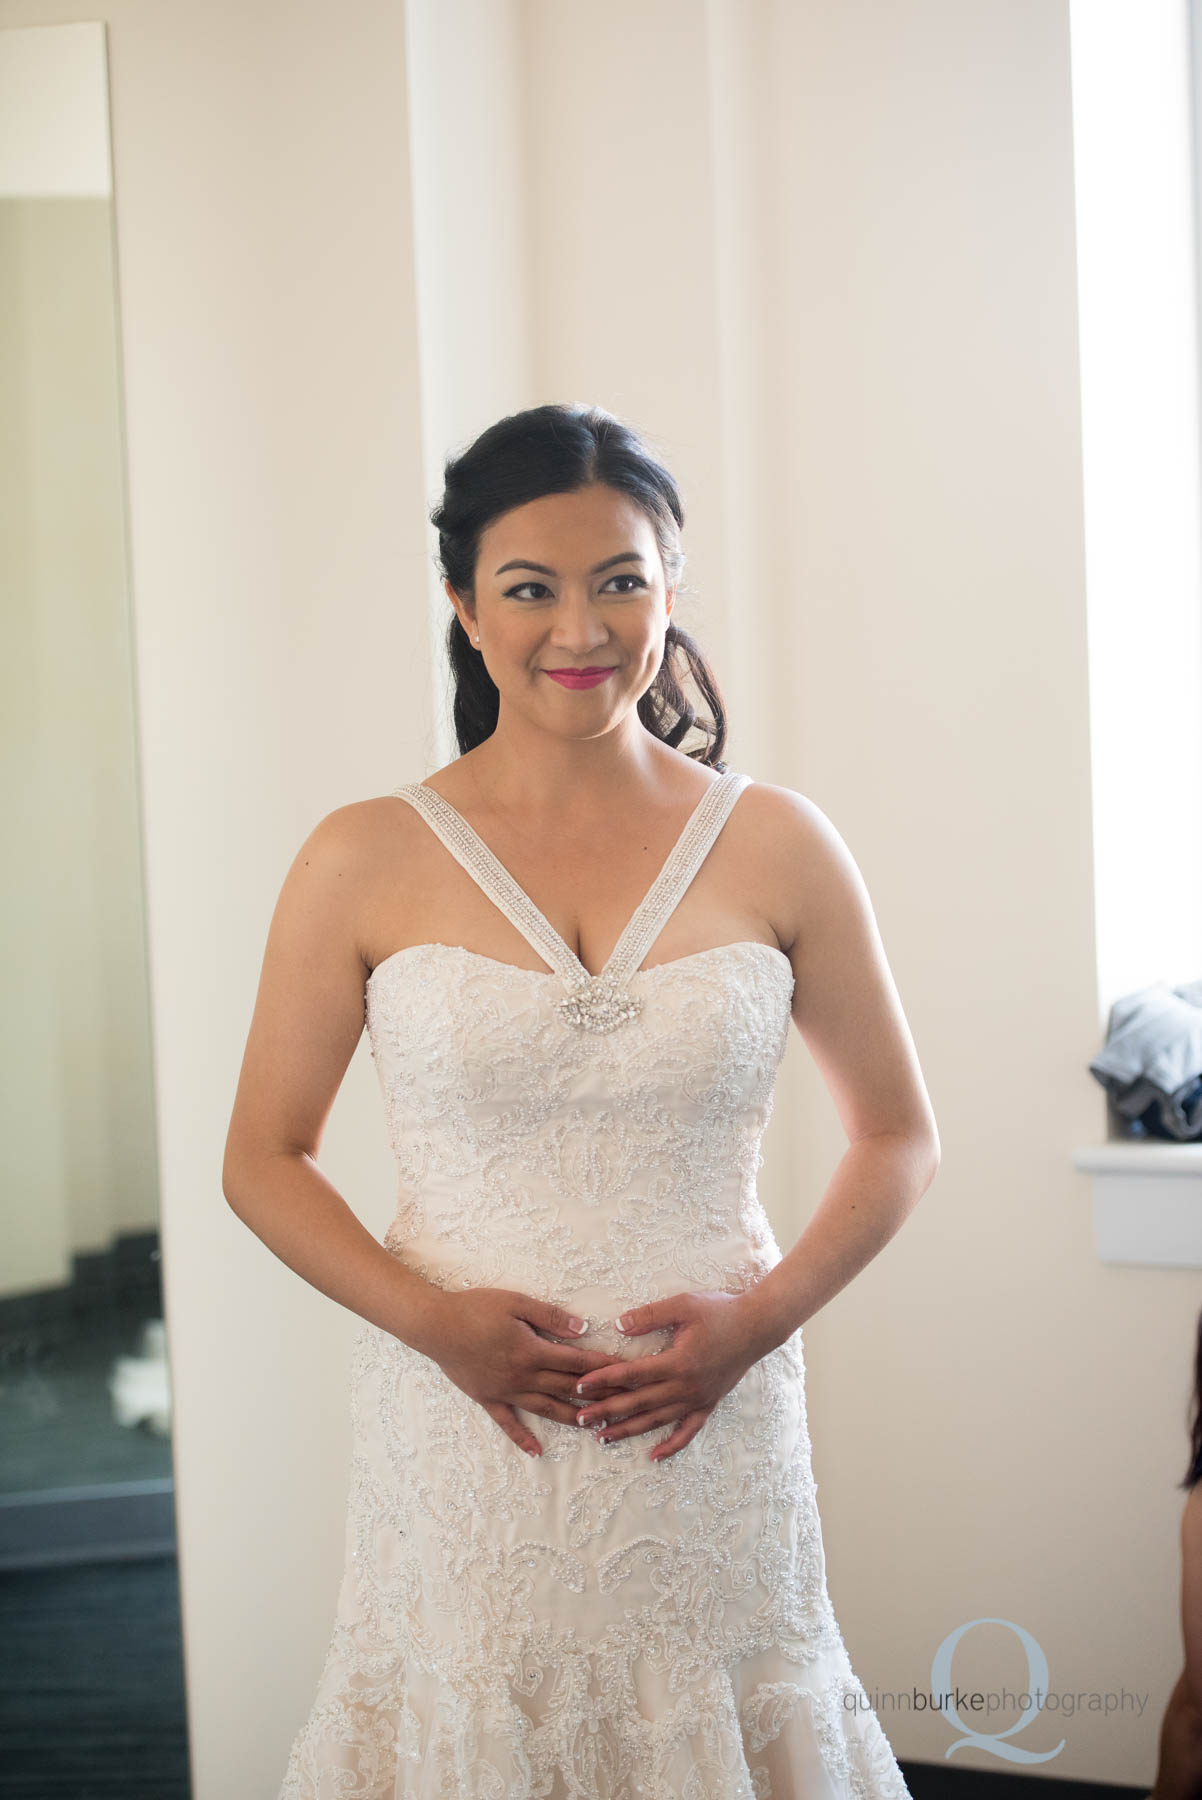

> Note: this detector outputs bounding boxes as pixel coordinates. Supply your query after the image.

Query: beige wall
[1,192,158,1295]
[0,0,1190,1793]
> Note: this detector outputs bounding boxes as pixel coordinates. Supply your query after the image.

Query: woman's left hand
[573,1288,781,1461]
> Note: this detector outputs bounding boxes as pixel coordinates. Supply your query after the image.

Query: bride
[224,402,941,1799]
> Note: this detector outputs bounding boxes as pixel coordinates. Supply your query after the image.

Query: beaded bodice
[364,769,797,1313]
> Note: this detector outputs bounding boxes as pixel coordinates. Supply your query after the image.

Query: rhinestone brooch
[555,971,643,1034]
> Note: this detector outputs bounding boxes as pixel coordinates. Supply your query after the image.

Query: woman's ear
[445,580,475,641]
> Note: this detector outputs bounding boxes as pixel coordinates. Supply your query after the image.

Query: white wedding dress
[278,769,910,1800]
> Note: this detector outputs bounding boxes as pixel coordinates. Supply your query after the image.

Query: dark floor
[1,1270,191,1796]
[0,1554,190,1798]
[901,1769,1147,1800]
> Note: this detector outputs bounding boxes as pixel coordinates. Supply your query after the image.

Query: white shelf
[1073,1143,1202,1267]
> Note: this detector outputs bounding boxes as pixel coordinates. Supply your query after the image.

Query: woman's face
[449,483,675,740]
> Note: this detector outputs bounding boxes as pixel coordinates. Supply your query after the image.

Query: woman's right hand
[422,1287,630,1456]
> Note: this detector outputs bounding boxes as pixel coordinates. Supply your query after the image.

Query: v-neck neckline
[411,771,740,983]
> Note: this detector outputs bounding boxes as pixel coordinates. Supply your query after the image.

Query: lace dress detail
[277,770,909,1800]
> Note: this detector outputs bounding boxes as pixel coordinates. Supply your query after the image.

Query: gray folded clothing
[1089,978,1202,1140]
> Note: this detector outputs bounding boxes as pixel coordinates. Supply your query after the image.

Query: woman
[224,403,941,1798]
[1149,1308,1202,1800]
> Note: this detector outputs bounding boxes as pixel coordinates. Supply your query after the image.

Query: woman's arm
[222,804,449,1355]
[741,786,941,1349]
[1183,1485,1202,1713]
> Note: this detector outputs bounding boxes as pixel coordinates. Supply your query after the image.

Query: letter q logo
[933,1617,1065,1763]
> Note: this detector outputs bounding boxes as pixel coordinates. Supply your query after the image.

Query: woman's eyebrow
[494,552,647,576]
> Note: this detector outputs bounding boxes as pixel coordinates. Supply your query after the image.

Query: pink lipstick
[543,668,616,689]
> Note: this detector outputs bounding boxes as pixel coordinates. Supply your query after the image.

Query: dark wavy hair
[1183,1305,1202,1490]
[428,404,728,768]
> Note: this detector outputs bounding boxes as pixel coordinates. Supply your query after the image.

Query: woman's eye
[503,575,646,600]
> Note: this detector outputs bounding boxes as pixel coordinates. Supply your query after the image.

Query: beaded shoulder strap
[604,771,752,982]
[390,783,576,978]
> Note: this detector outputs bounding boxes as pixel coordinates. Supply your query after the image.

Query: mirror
[0,22,190,1793]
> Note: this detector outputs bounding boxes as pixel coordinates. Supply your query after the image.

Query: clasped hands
[570,1289,773,1461]
[425,1282,782,1463]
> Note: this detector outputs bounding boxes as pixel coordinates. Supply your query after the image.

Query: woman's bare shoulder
[733,779,861,955]
[735,778,834,837]
[315,790,425,866]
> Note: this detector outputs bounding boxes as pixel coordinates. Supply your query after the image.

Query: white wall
[404,0,533,758]
[0,4,432,1794]
[0,0,1191,1792]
